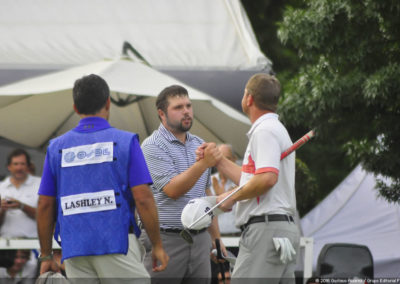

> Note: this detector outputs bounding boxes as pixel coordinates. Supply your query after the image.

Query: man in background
[0,149,40,239]
[0,250,37,284]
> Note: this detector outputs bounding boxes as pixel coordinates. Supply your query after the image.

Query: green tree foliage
[278,0,400,202]
[295,158,319,217]
[241,0,304,77]
[242,0,323,216]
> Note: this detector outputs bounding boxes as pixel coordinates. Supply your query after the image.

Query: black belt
[240,214,294,232]
[160,227,207,235]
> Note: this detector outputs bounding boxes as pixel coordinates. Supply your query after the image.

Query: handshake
[195,142,223,168]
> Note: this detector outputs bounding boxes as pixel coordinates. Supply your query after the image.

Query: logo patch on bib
[62,142,113,167]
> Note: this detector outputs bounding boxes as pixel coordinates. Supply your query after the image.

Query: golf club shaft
[188,129,315,229]
[280,129,315,160]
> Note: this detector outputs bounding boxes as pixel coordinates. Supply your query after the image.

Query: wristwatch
[19,203,24,210]
[38,253,53,261]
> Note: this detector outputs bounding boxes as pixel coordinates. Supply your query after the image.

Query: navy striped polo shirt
[141,123,211,229]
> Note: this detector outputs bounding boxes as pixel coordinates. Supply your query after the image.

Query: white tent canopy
[0,0,271,71]
[301,165,400,278]
[0,58,251,155]
[0,0,272,111]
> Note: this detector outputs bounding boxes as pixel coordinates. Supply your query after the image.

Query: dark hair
[245,73,281,112]
[73,74,110,115]
[0,250,16,268]
[7,148,31,166]
[156,85,189,114]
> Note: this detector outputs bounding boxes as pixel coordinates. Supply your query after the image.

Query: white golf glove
[272,238,296,264]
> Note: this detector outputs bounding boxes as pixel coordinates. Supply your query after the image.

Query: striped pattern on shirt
[141,124,211,229]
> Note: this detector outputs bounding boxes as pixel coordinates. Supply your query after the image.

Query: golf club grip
[188,129,315,229]
[215,239,223,260]
[280,129,315,160]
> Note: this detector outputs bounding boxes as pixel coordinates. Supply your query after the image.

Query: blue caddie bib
[47,127,140,261]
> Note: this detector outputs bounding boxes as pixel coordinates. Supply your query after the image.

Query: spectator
[27,163,36,176]
[0,149,40,238]
[0,249,37,284]
[210,144,240,236]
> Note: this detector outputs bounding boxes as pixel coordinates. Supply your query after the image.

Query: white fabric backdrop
[301,165,400,277]
[0,0,271,71]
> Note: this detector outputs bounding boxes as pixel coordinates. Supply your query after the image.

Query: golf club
[180,129,315,244]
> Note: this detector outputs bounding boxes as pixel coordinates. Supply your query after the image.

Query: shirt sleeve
[141,143,180,192]
[251,129,281,175]
[38,151,57,196]
[128,135,153,187]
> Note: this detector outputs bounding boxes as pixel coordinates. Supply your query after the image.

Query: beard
[166,116,193,133]
[179,120,192,132]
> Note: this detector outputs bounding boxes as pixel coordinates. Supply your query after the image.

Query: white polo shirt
[0,175,41,238]
[235,113,296,227]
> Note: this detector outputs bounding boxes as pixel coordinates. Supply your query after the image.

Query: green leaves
[278,0,400,203]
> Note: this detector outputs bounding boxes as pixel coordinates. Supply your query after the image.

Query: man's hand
[216,190,236,212]
[203,143,223,168]
[212,176,226,195]
[133,184,169,272]
[37,195,57,274]
[210,239,228,264]
[1,198,20,210]
[195,143,207,161]
[39,259,61,275]
[151,244,169,272]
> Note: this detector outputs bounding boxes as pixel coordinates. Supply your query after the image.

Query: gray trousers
[65,234,150,284]
[140,230,212,284]
[231,219,300,284]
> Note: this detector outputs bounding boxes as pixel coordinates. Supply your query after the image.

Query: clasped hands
[196,142,223,168]
[196,143,235,212]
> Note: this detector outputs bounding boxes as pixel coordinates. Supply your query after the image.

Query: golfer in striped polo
[140,85,225,283]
